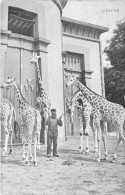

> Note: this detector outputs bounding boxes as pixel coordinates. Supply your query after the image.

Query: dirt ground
[0,135,125,195]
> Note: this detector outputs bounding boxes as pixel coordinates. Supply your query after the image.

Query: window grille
[8,7,37,37]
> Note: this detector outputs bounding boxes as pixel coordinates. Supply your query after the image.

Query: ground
[0,135,125,195]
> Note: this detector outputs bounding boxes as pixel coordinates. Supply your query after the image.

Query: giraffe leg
[2,122,9,156]
[112,122,125,164]
[36,113,41,150]
[3,132,9,156]
[84,111,90,136]
[33,135,37,166]
[36,126,41,150]
[119,130,125,165]
[94,119,102,163]
[83,113,90,154]
[90,117,98,153]
[22,134,26,163]
[78,114,83,154]
[97,139,101,163]
[112,133,125,165]
[102,136,108,160]
[121,138,125,165]
[85,136,89,154]
[19,117,27,164]
[101,121,108,160]
[94,130,98,153]
[27,133,33,163]
[36,131,40,150]
[79,132,83,154]
[112,134,121,163]
[9,130,13,155]
[8,115,13,155]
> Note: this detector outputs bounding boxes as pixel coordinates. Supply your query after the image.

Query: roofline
[62,17,109,32]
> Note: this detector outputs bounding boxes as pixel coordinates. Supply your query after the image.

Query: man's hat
[51,109,56,112]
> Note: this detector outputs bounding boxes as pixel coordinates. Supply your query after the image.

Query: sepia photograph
[0,0,125,194]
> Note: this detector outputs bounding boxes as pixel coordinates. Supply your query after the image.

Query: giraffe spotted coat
[0,98,16,156]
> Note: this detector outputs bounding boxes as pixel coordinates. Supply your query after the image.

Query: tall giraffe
[31,53,51,119]
[66,91,107,157]
[2,77,41,166]
[66,75,125,164]
[0,98,16,156]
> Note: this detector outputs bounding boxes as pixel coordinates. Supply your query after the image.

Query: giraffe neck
[35,62,45,97]
[71,92,81,107]
[71,91,88,107]
[34,62,51,111]
[13,82,27,107]
[73,80,98,104]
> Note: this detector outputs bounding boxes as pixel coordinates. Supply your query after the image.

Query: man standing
[45,109,63,157]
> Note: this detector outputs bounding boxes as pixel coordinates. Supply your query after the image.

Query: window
[64,52,84,72]
[8,7,37,37]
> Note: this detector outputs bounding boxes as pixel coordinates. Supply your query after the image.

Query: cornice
[0,30,12,36]
[62,17,109,40]
[34,37,51,45]
[0,31,51,53]
[63,32,100,43]
[64,67,94,75]
[0,30,12,46]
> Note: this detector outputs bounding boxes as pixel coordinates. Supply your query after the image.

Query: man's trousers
[47,134,58,155]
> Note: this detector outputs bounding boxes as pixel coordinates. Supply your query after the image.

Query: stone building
[0,0,108,143]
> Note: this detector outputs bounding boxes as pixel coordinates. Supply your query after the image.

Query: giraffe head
[65,95,75,123]
[69,98,84,123]
[30,52,40,64]
[2,77,16,88]
[66,75,76,87]
[36,97,43,108]
[36,97,49,117]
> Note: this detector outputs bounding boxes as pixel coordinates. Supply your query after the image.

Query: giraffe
[66,90,107,157]
[1,77,41,166]
[0,98,16,156]
[66,92,92,154]
[66,75,125,164]
[30,53,51,119]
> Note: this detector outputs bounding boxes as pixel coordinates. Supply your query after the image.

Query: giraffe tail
[123,112,125,131]
[124,110,125,128]
[13,107,16,121]
[123,111,125,138]
[14,121,20,140]
[13,107,19,139]
[36,111,42,149]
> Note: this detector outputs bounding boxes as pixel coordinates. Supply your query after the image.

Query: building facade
[0,0,108,143]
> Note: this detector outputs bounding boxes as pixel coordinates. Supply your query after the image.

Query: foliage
[104,67,125,107]
[104,21,125,71]
[104,20,125,107]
